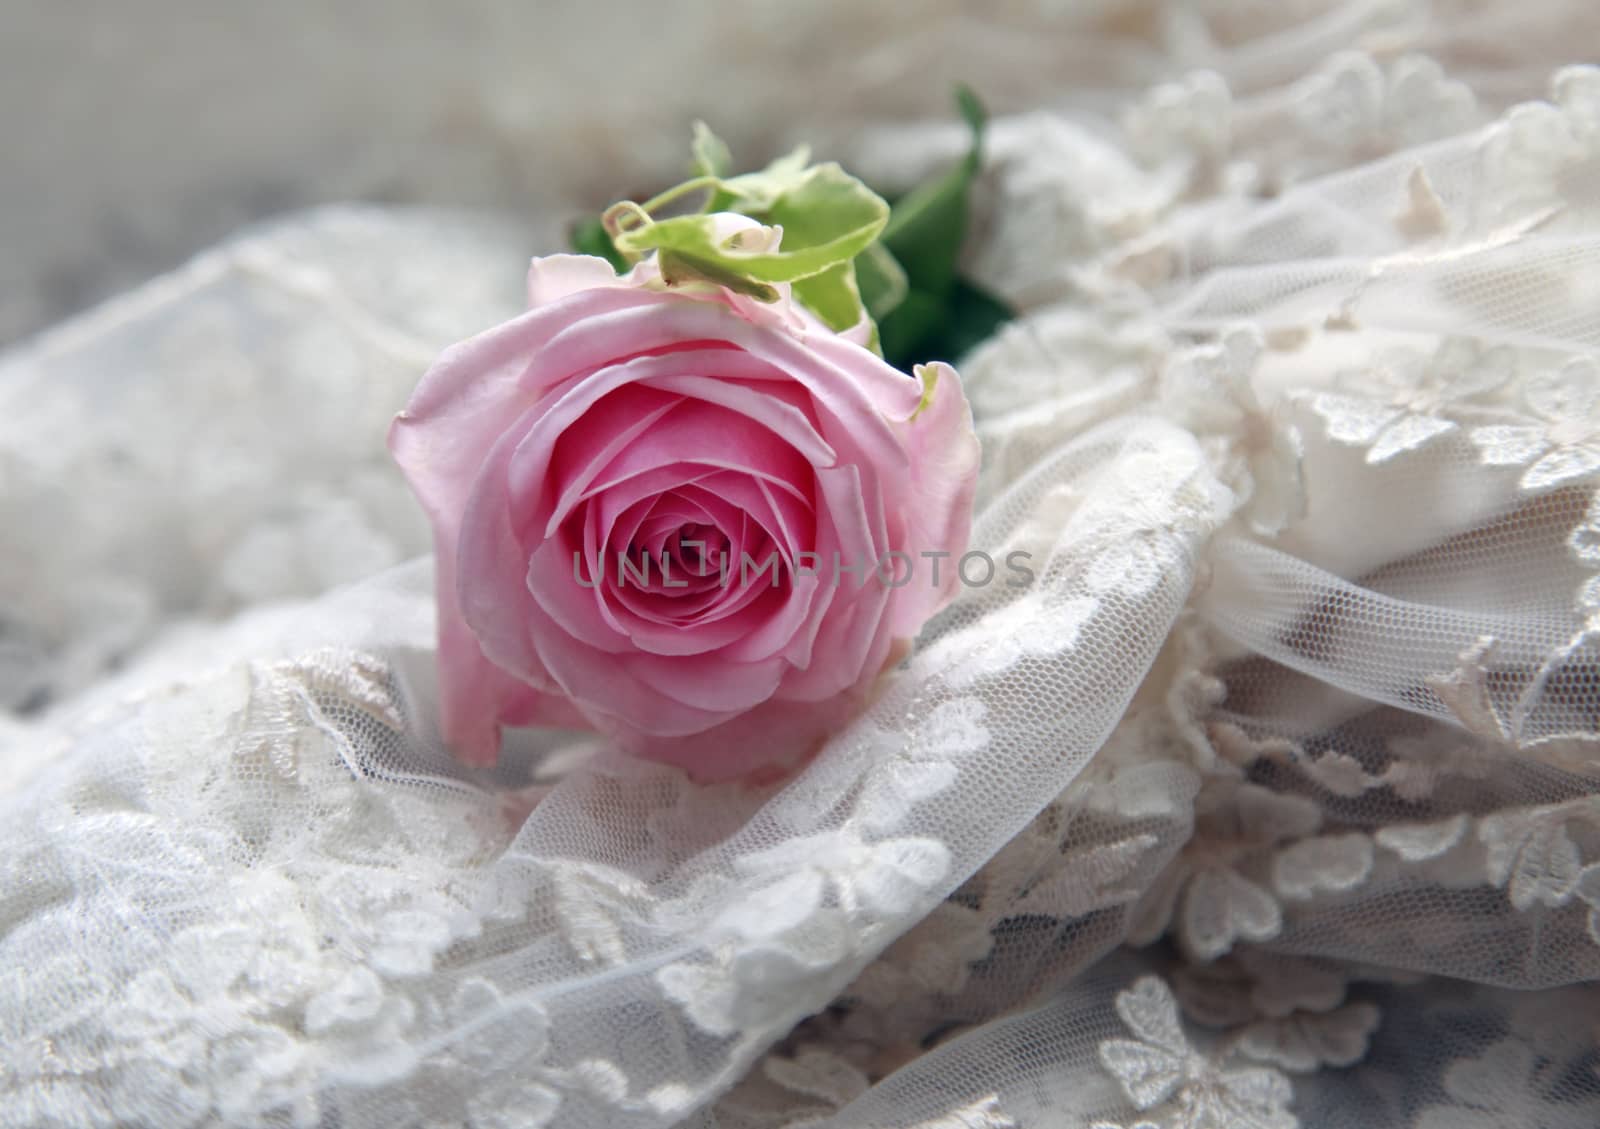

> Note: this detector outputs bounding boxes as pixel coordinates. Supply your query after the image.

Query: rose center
[662,521,729,578]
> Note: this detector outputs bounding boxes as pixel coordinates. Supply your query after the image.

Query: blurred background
[6,0,1585,348]
[0,0,1137,347]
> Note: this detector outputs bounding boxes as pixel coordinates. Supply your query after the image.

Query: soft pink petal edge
[890,361,981,633]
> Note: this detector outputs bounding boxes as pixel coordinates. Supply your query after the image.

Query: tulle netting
[3,3,1600,1127]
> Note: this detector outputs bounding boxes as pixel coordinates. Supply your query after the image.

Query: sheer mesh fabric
[3,4,1600,1127]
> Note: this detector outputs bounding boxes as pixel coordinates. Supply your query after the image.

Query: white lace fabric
[4,5,1600,1128]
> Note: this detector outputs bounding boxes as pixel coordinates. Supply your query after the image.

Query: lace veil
[3,3,1600,1127]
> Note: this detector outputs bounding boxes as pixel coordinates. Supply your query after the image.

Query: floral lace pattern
[1097,976,1298,1129]
[5,8,1600,1129]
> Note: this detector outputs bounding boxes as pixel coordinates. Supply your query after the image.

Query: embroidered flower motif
[957,304,1162,421]
[465,1082,562,1129]
[1008,833,1163,921]
[1381,726,1501,802]
[640,764,770,860]
[965,114,1170,308]
[1295,751,1372,798]
[1498,579,1600,757]
[657,935,849,1041]
[930,594,1100,690]
[1379,55,1481,150]
[856,697,989,832]
[1470,357,1600,489]
[545,859,650,967]
[1477,801,1591,911]
[657,825,951,1038]
[1129,778,1321,960]
[1122,70,1233,184]
[1169,949,1382,1074]
[730,829,953,925]
[1481,65,1600,232]
[1298,53,1476,157]
[1375,815,1470,862]
[1160,327,1303,536]
[1306,338,1512,464]
[314,871,475,980]
[851,900,997,1016]
[757,1046,871,1127]
[1569,492,1600,567]
[1172,951,1351,1030]
[1097,976,1298,1129]
[1271,833,1374,901]
[1235,1002,1381,1072]
[1413,1039,1552,1129]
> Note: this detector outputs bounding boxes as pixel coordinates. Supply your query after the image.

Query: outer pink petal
[619,648,894,783]
[527,253,647,308]
[432,543,568,764]
[530,300,910,486]
[622,649,789,714]
[888,362,980,632]
[389,286,665,535]
[525,600,745,738]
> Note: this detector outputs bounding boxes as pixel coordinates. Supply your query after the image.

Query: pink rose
[390,220,978,780]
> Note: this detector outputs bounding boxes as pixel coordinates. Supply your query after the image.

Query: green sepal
[791,260,879,354]
[881,83,987,299]
[656,248,779,301]
[614,162,888,286]
[576,86,1009,369]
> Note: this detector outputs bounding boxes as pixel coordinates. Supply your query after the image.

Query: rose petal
[433,550,558,764]
[391,286,665,525]
[518,349,807,532]
[623,649,788,713]
[645,371,838,468]
[575,397,817,520]
[778,563,897,703]
[535,384,686,529]
[527,603,746,737]
[526,253,647,308]
[888,362,980,633]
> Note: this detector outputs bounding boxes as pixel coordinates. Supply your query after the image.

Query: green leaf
[863,85,1013,369]
[615,162,889,286]
[938,277,1013,360]
[877,289,945,369]
[569,216,629,273]
[879,277,1011,371]
[691,121,733,178]
[880,84,987,297]
[954,83,987,140]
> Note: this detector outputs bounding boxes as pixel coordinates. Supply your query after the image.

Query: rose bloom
[390,217,978,780]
